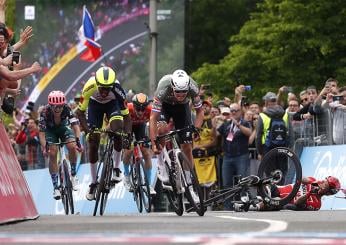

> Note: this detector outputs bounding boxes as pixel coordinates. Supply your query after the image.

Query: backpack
[265,116,288,148]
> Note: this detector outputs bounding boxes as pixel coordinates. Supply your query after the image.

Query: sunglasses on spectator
[173,90,188,94]
[230,109,240,113]
[301,98,308,102]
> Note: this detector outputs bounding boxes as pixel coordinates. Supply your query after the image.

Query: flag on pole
[79,5,102,62]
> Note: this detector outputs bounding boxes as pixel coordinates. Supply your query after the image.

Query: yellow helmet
[95,66,116,87]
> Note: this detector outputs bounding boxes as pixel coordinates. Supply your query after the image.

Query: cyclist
[149,69,204,199]
[75,66,131,201]
[38,91,82,200]
[236,176,341,211]
[122,93,156,195]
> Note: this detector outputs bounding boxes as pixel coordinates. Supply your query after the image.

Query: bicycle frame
[48,141,75,215]
[160,135,185,192]
[130,139,152,213]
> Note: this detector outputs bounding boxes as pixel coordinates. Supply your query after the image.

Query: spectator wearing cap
[256,92,289,160]
[217,103,252,210]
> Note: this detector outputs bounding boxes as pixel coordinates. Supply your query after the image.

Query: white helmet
[171,69,190,91]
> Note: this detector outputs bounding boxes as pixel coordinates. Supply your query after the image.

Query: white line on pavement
[216,215,288,233]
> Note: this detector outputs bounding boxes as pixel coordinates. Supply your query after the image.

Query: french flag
[79,5,102,62]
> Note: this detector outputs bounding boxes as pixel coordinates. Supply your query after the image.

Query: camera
[12,51,21,64]
[333,95,343,102]
[244,85,251,91]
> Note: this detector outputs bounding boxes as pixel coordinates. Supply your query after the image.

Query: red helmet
[48,91,66,105]
[326,176,341,195]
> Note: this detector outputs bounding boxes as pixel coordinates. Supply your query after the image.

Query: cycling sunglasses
[98,86,112,92]
[173,90,188,94]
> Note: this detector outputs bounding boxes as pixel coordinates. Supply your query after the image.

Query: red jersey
[277,177,321,211]
[128,103,151,126]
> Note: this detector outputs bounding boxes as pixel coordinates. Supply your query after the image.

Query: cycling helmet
[171,69,190,92]
[95,66,116,87]
[326,176,341,195]
[132,93,149,110]
[48,91,66,105]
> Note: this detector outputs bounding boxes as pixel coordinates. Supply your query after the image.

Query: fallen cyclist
[235,176,341,211]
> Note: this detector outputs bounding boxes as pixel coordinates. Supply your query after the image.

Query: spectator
[217,103,251,210]
[15,118,43,169]
[256,92,289,184]
[256,92,289,159]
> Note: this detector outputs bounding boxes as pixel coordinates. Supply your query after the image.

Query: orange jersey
[128,103,151,125]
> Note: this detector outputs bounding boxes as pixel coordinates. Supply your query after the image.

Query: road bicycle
[190,147,302,212]
[48,141,75,215]
[155,126,205,216]
[93,129,130,216]
[128,138,152,213]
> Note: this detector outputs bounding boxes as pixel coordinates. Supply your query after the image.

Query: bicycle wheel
[178,152,205,216]
[131,160,143,213]
[138,159,151,213]
[93,161,106,216]
[100,153,113,216]
[257,147,302,208]
[63,160,74,215]
[59,165,69,215]
[165,161,184,216]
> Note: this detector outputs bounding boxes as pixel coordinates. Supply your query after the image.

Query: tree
[192,0,346,101]
[185,0,257,73]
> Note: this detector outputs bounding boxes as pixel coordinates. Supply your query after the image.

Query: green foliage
[193,0,346,101]
[186,0,257,73]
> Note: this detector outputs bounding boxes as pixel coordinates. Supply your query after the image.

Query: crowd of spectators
[191,78,345,210]
[16,0,149,108]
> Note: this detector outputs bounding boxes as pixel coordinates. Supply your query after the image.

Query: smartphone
[333,95,343,102]
[12,51,21,64]
[244,85,251,91]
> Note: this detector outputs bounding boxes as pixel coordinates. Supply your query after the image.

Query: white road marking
[216,215,288,233]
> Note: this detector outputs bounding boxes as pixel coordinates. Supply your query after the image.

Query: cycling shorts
[45,125,75,144]
[87,98,122,129]
[132,123,147,141]
[160,102,193,144]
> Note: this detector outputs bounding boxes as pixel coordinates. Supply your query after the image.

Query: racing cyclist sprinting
[75,66,131,201]
[122,93,156,195]
[38,91,82,200]
[149,69,204,201]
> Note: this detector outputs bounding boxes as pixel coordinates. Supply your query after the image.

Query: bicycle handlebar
[155,125,199,143]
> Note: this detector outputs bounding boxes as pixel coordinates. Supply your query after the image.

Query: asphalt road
[1,210,346,244]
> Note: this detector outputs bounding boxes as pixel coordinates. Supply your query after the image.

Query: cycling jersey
[128,103,151,125]
[277,177,321,211]
[152,74,202,113]
[78,76,129,129]
[78,76,127,114]
[38,105,79,144]
[39,105,79,131]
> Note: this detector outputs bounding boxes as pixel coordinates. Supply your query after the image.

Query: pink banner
[100,8,149,33]
[0,124,38,224]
